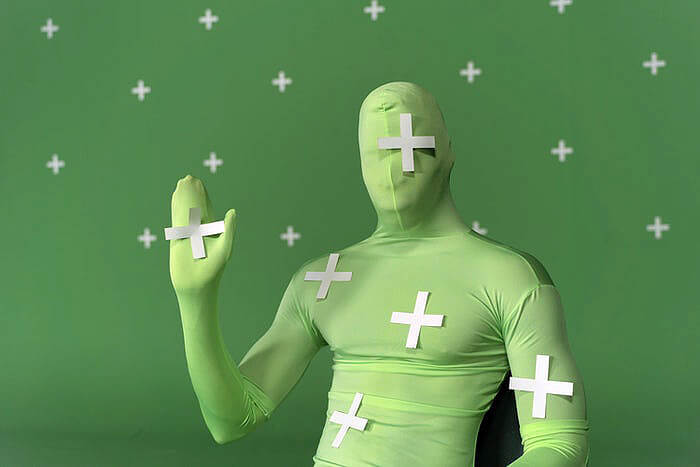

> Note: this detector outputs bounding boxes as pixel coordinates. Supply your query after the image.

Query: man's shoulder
[468,232,555,288]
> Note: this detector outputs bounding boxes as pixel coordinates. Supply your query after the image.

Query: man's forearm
[177,289,251,442]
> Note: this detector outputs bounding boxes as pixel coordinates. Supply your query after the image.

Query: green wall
[1,1,697,465]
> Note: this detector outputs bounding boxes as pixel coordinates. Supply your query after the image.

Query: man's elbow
[211,428,247,445]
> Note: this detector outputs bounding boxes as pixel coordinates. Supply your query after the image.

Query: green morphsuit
[169,82,589,466]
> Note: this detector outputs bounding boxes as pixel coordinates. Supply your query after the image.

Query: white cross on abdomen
[329,392,368,448]
[377,113,436,172]
[390,291,444,348]
[164,207,225,259]
[508,354,574,418]
[304,253,352,299]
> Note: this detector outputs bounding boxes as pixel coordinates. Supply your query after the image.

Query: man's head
[358,82,456,231]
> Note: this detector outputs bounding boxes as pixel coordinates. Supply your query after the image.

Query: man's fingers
[171,175,214,226]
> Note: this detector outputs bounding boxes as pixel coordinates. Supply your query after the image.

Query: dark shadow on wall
[474,372,523,466]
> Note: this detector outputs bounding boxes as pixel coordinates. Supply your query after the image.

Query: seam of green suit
[170,81,589,466]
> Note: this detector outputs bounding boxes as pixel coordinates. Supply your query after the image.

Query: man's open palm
[169,174,237,295]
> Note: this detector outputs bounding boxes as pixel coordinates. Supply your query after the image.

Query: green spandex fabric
[169,82,589,466]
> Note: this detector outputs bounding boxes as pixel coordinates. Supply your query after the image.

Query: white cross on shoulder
[377,113,435,172]
[304,253,352,299]
[508,354,574,418]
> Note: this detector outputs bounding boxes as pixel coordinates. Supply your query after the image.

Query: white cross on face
[390,291,444,348]
[328,392,368,448]
[508,354,574,418]
[377,113,436,172]
[164,207,225,259]
[304,253,352,299]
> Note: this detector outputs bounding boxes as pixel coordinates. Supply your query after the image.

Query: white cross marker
[390,291,444,349]
[377,113,436,172]
[471,221,488,235]
[203,152,223,173]
[549,0,573,14]
[131,80,151,101]
[280,225,301,247]
[550,139,573,162]
[459,61,482,83]
[46,154,65,175]
[41,18,59,39]
[198,9,219,30]
[329,392,368,448]
[272,71,292,92]
[164,207,225,259]
[363,0,385,21]
[646,216,669,239]
[509,354,574,419]
[304,253,352,299]
[138,228,157,248]
[643,52,666,76]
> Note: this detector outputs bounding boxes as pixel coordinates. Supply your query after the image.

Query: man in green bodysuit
[167,81,589,466]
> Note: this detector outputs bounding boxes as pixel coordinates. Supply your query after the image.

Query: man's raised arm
[168,175,324,444]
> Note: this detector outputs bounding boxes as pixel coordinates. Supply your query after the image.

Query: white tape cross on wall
[508,354,574,418]
[164,207,225,259]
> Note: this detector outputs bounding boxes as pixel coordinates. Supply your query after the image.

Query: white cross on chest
[508,354,574,418]
[390,291,444,348]
[329,392,368,448]
[304,253,352,299]
[377,113,436,172]
[164,207,225,259]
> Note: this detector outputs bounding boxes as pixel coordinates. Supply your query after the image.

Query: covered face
[358,82,456,234]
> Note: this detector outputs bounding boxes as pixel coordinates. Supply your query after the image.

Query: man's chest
[300,254,504,364]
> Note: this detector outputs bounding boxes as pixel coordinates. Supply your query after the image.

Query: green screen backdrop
[1,1,698,465]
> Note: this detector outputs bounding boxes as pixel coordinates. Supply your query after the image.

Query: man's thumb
[219,208,237,260]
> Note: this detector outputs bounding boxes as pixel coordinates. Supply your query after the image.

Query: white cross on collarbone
[304,253,352,299]
[377,113,436,172]
[329,392,368,448]
[390,291,444,348]
[164,207,225,259]
[509,354,574,418]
